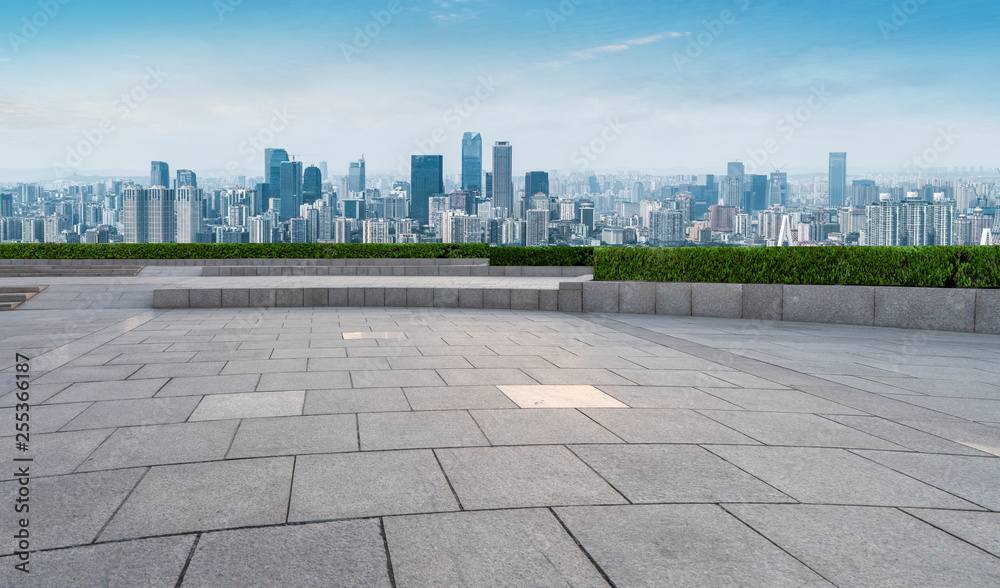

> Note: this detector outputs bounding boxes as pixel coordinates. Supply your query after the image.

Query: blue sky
[1,0,997,177]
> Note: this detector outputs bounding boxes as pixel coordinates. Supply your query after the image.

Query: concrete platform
[1,280,999,585]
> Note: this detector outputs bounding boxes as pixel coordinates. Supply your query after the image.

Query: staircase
[0,286,47,310]
[0,265,143,277]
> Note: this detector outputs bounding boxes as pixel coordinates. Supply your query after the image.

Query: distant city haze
[0,0,997,177]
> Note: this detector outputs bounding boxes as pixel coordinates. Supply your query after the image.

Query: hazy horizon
[2,0,997,179]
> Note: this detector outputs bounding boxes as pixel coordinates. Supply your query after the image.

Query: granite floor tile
[903,509,1000,558]
[571,444,794,504]
[582,408,759,445]
[182,520,390,587]
[823,415,991,456]
[435,368,538,386]
[706,445,981,509]
[385,509,607,587]
[99,457,294,540]
[8,429,113,479]
[155,374,261,397]
[729,504,1000,588]
[856,450,1000,511]
[436,445,627,509]
[403,385,517,410]
[62,396,201,430]
[129,361,225,379]
[78,420,239,471]
[350,369,446,388]
[227,414,357,458]
[470,408,624,445]
[1,402,91,433]
[358,410,488,450]
[699,411,904,449]
[556,504,831,587]
[189,391,305,421]
[257,371,353,391]
[595,386,739,410]
[289,450,458,521]
[1,469,145,552]
[48,379,169,403]
[304,388,411,414]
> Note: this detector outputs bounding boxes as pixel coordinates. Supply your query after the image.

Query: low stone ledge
[784,285,874,326]
[976,290,1000,335]
[876,287,976,333]
[655,283,692,316]
[692,283,743,319]
[743,284,783,322]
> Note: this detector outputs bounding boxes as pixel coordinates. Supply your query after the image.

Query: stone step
[0,302,19,311]
[0,293,28,303]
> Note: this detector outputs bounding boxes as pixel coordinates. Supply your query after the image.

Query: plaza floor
[2,275,1000,586]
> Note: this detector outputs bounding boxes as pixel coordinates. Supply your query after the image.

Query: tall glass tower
[279,160,303,221]
[829,152,847,208]
[525,171,549,198]
[150,161,170,188]
[462,133,482,194]
[303,165,322,205]
[264,148,289,211]
[410,155,444,226]
[492,142,513,218]
[176,169,197,190]
[349,157,366,194]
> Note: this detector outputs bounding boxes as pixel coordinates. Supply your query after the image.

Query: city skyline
[1,0,997,177]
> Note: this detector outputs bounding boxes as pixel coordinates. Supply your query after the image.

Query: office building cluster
[2,147,998,248]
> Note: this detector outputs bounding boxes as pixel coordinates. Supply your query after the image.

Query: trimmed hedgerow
[0,243,490,260]
[593,246,1000,289]
[487,247,594,267]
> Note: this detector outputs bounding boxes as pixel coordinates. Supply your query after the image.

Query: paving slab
[903,509,1000,558]
[571,444,794,504]
[359,410,489,450]
[189,390,305,421]
[48,378,169,403]
[78,420,239,471]
[703,388,863,414]
[435,445,627,509]
[582,408,759,444]
[182,520,390,587]
[1,468,144,552]
[1,402,91,433]
[706,445,981,509]
[403,385,517,410]
[155,373,261,397]
[856,450,1000,511]
[470,408,624,445]
[226,414,357,458]
[0,535,194,588]
[62,396,201,430]
[350,369,446,388]
[728,504,1000,588]
[822,415,991,456]
[385,509,607,587]
[556,504,831,587]
[11,429,113,478]
[100,457,294,541]
[304,387,411,414]
[289,450,458,521]
[699,411,904,449]
[257,371,353,391]
[497,385,628,408]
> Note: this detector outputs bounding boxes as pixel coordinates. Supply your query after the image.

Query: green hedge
[0,243,490,260]
[593,246,1000,288]
[487,247,594,267]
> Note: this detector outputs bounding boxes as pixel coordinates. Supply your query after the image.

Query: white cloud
[538,31,688,68]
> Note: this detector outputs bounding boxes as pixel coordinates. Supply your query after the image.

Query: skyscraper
[525,172,550,199]
[279,160,303,221]
[150,161,169,188]
[492,142,513,218]
[410,155,444,226]
[303,165,322,205]
[525,208,549,247]
[264,148,289,212]
[747,175,768,215]
[123,186,175,243]
[767,172,788,208]
[176,169,197,190]
[462,133,482,194]
[829,152,847,208]
[349,157,366,194]
[485,172,493,201]
[721,162,745,208]
[0,193,13,217]
[175,187,204,243]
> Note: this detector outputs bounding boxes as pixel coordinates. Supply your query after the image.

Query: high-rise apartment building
[650,209,686,245]
[866,199,902,246]
[410,155,444,226]
[852,180,878,208]
[123,186,175,243]
[150,161,170,188]
[525,208,549,247]
[0,193,13,217]
[462,133,482,194]
[175,187,204,243]
[721,162,745,209]
[492,142,513,218]
[829,152,847,208]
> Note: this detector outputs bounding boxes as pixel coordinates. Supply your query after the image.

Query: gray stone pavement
[0,279,999,585]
